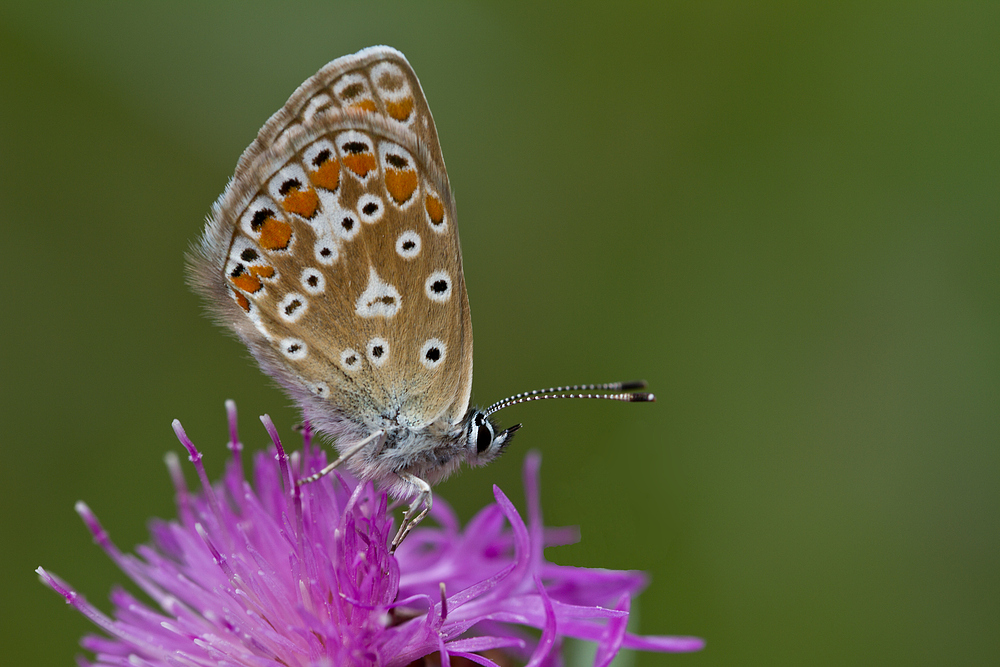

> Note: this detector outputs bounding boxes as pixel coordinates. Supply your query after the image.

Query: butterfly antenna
[483,380,654,418]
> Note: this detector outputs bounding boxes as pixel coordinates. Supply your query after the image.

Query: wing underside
[192,48,474,430]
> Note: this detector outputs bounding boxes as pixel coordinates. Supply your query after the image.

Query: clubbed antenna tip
[618,380,649,391]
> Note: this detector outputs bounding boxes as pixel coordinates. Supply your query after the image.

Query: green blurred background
[2,2,997,665]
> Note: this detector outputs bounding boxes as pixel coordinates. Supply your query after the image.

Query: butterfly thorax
[367,420,469,495]
[301,399,515,499]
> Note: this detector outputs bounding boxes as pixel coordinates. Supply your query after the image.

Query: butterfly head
[465,410,521,465]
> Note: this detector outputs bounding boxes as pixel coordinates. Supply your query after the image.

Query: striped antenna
[483,380,654,418]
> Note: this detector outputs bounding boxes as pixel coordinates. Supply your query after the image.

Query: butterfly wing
[191,48,474,437]
[236,46,448,183]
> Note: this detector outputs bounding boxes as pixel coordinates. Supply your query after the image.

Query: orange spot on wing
[350,99,377,113]
[234,291,251,312]
[309,159,340,191]
[231,273,262,294]
[249,265,274,280]
[258,218,292,250]
[342,153,377,177]
[281,187,319,218]
[385,97,414,121]
[385,169,417,204]
[425,194,445,224]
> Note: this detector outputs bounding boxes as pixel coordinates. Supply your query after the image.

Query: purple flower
[38,402,703,666]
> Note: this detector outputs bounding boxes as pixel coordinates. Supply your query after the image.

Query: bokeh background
[2,2,997,665]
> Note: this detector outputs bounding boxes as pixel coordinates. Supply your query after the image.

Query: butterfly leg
[296,430,386,485]
[390,472,432,553]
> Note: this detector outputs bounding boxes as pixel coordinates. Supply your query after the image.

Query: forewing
[191,50,473,430]
[235,46,447,182]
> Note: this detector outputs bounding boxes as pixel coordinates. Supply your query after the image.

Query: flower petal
[39,406,702,666]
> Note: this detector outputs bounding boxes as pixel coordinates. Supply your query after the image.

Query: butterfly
[190,46,653,551]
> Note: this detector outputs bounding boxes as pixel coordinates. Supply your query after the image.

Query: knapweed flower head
[38,402,703,666]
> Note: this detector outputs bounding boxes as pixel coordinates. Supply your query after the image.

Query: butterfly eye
[476,422,494,454]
